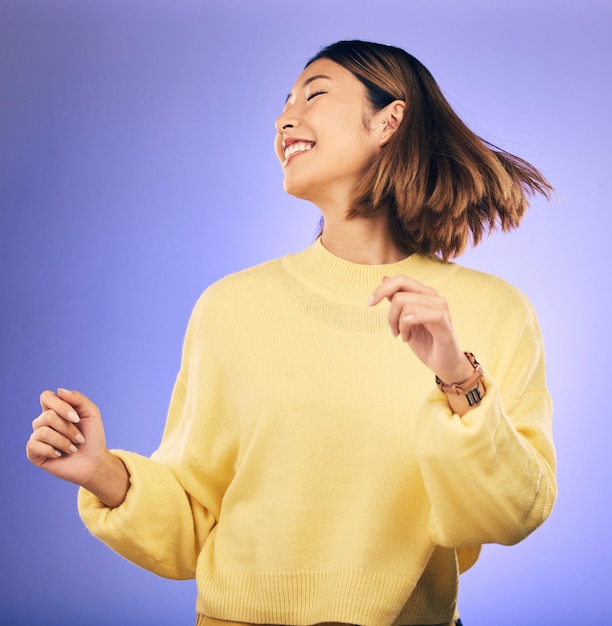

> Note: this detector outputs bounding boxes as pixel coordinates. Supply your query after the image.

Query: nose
[275,109,300,134]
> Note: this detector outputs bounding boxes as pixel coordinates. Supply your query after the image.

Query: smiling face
[274,58,384,214]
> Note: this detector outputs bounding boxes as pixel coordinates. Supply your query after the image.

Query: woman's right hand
[26,388,130,508]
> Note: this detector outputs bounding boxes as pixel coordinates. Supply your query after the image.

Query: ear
[379,100,406,145]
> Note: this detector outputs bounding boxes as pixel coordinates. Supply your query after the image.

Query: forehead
[288,58,362,96]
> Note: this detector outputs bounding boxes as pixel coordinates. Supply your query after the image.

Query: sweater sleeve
[415,294,557,549]
[78,289,236,579]
[77,448,214,579]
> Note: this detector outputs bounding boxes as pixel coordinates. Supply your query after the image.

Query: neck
[319,214,408,265]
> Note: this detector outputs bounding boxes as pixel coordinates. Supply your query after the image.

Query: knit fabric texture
[78,239,556,626]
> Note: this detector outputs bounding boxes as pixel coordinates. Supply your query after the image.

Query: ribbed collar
[282,238,448,307]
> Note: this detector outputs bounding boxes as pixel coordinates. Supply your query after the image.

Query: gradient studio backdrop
[1,1,609,624]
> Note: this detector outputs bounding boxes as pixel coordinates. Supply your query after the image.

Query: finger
[397,306,448,342]
[26,438,63,463]
[32,409,86,445]
[40,390,81,424]
[368,275,437,307]
[386,292,447,337]
[56,388,100,421]
[30,425,79,457]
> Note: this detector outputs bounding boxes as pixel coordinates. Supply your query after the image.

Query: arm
[77,446,216,580]
[369,275,556,547]
[416,372,555,547]
[26,383,214,579]
[415,295,556,547]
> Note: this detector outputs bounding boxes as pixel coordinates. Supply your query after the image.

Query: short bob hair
[307,40,553,260]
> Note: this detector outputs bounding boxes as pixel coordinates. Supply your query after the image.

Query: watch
[435,352,484,395]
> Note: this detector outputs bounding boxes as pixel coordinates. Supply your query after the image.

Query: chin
[282,175,315,202]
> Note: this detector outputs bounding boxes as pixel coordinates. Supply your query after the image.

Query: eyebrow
[285,74,332,103]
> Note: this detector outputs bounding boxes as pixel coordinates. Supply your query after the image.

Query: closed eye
[306,90,327,102]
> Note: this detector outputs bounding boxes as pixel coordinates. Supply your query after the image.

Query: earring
[382,134,386,139]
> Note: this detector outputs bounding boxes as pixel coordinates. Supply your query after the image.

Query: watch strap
[435,352,484,395]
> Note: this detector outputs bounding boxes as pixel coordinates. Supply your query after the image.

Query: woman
[26,40,556,626]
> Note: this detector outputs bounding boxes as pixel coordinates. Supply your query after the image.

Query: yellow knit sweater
[78,239,556,626]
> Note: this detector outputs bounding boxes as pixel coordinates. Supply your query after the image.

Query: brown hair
[307,40,553,260]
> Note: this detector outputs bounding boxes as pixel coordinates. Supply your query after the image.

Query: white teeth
[284,141,314,160]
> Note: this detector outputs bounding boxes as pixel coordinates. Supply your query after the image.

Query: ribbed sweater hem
[194,568,425,626]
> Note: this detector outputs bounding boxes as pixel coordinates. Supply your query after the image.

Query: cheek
[328,117,375,154]
[331,132,378,171]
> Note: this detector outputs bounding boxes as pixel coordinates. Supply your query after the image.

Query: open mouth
[283,141,315,166]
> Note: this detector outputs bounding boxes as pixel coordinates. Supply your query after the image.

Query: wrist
[82,449,130,508]
[435,352,486,417]
[435,352,475,386]
[435,352,484,395]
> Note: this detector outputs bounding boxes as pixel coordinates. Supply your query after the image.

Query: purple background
[1,1,610,624]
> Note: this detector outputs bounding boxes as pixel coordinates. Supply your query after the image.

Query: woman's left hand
[368,275,473,384]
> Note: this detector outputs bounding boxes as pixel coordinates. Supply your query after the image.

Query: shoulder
[177,256,287,354]
[209,257,285,295]
[428,259,542,347]
[189,256,287,321]
[439,260,534,312]
[433,260,545,361]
